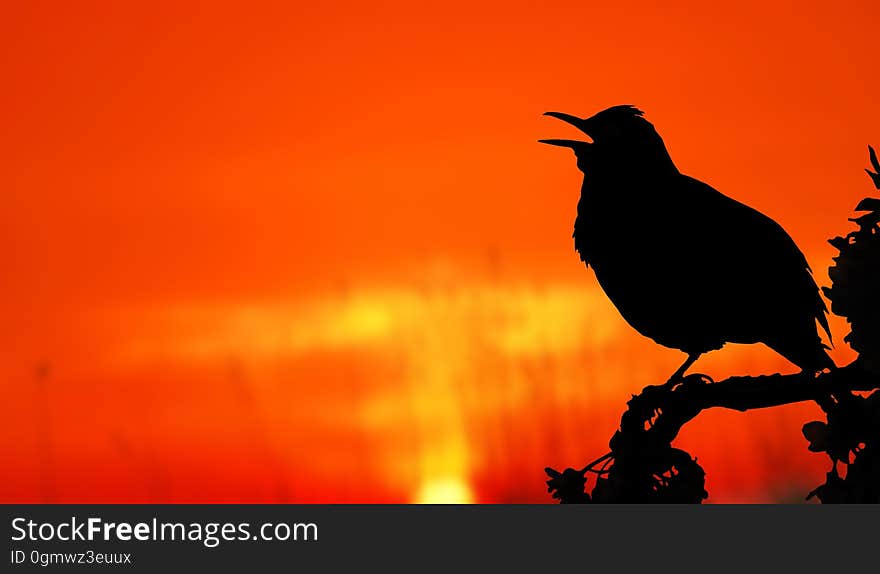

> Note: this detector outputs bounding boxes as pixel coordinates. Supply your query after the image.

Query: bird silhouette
[540,105,834,384]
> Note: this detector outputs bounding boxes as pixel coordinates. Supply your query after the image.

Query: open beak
[539,111,593,149]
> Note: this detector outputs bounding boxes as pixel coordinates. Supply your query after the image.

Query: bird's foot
[662,374,685,390]
[663,372,713,390]
[662,376,679,390]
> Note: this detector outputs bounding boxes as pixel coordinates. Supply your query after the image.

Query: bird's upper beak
[539,111,593,150]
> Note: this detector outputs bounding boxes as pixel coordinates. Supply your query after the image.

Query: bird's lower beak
[538,139,590,149]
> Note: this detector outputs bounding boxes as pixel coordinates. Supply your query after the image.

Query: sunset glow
[416,478,475,504]
[2,1,878,503]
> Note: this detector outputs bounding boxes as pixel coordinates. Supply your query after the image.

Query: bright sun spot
[414,478,475,504]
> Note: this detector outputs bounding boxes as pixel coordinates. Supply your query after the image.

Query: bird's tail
[767,334,835,373]
[816,299,834,349]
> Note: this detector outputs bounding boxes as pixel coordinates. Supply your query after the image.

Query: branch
[624,363,879,446]
[546,364,880,503]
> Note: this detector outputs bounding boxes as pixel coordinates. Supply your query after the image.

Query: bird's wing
[573,182,592,267]
[573,212,590,266]
[673,175,832,343]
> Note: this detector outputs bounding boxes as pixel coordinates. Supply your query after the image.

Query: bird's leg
[664,353,701,388]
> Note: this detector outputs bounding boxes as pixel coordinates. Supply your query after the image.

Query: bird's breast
[573,177,726,353]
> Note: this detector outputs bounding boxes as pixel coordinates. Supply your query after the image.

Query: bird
[540,105,834,385]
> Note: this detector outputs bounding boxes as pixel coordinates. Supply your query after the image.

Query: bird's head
[540,105,676,174]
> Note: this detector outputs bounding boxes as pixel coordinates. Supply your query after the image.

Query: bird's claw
[663,372,713,391]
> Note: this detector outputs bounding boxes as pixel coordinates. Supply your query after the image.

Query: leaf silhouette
[854,197,880,211]
[802,421,830,453]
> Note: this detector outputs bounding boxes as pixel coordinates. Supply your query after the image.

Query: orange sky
[2,1,879,503]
